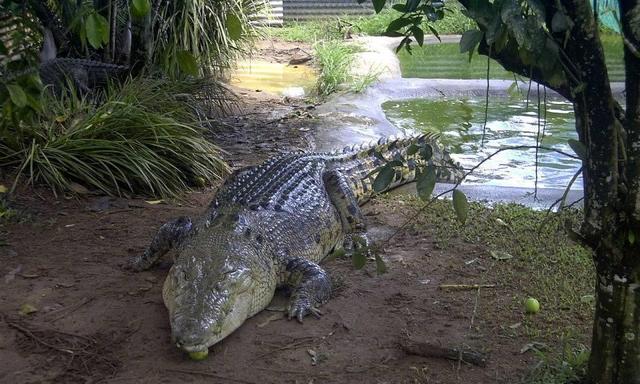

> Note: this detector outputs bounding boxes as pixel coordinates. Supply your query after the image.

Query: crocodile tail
[332,133,462,203]
[56,58,129,71]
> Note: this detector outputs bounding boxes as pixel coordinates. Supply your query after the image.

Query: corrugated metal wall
[261,0,373,24]
[253,0,283,26]
[283,0,373,20]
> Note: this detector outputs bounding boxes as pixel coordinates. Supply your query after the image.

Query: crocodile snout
[173,331,209,352]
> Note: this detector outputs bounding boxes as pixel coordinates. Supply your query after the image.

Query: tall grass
[0,78,229,197]
[149,0,267,77]
[315,41,356,95]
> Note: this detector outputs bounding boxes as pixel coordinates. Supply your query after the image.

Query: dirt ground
[0,41,541,384]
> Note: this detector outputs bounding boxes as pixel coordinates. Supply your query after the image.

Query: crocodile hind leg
[285,258,332,322]
[128,216,193,271]
[322,170,373,256]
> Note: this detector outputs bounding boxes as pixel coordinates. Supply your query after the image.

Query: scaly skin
[130,134,461,354]
[4,58,128,95]
[39,58,128,95]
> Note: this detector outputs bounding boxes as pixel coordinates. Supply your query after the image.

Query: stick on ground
[400,338,487,367]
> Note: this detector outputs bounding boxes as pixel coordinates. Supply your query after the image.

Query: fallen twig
[400,338,487,367]
[438,284,496,290]
[254,336,315,359]
[164,368,256,383]
[45,296,93,322]
[255,366,330,377]
[5,317,75,354]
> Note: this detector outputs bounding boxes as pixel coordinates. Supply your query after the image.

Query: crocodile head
[162,222,259,354]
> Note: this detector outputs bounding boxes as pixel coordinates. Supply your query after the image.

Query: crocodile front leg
[285,257,332,322]
[323,170,364,231]
[129,216,193,271]
[323,170,373,256]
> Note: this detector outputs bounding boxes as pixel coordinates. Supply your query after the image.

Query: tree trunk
[589,254,640,383]
[450,1,640,382]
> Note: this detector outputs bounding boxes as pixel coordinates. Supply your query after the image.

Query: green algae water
[382,98,582,189]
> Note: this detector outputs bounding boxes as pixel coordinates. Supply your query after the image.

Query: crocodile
[38,28,129,95]
[2,28,129,95]
[38,57,128,95]
[130,134,462,355]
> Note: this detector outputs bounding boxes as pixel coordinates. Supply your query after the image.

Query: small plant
[526,344,590,384]
[314,41,380,96]
[314,40,360,96]
[350,69,382,93]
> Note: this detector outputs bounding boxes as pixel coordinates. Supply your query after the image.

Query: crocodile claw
[287,296,323,323]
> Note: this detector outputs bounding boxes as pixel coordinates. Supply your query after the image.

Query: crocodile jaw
[163,268,253,353]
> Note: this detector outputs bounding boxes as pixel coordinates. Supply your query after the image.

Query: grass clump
[266,20,342,42]
[525,343,589,384]
[0,78,229,197]
[314,41,358,95]
[314,41,379,96]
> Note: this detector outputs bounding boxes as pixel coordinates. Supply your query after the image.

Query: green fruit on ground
[524,297,540,314]
[195,176,206,188]
[188,350,209,360]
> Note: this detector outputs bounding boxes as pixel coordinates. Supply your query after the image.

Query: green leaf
[416,166,436,201]
[427,25,440,42]
[25,93,42,112]
[406,0,420,12]
[373,164,395,192]
[485,14,503,44]
[387,17,415,33]
[419,144,433,161]
[460,29,483,53]
[392,3,406,12]
[6,84,27,107]
[375,254,387,274]
[226,13,243,41]
[411,26,424,46]
[85,12,109,49]
[507,81,520,99]
[452,189,468,224]
[494,28,509,53]
[353,249,367,269]
[372,0,386,13]
[406,144,419,156]
[568,139,587,160]
[629,230,636,245]
[490,250,513,260]
[551,11,571,33]
[176,51,199,76]
[131,0,151,17]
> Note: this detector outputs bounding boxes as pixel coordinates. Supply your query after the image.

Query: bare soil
[0,40,541,384]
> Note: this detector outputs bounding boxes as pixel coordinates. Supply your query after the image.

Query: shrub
[0,77,230,197]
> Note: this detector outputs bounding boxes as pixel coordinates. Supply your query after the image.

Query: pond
[382,97,582,189]
[230,60,317,97]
